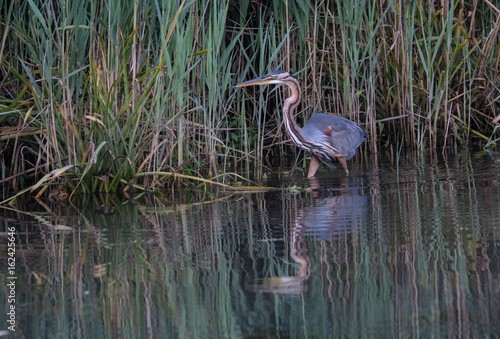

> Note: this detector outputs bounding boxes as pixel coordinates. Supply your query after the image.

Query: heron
[235,70,367,177]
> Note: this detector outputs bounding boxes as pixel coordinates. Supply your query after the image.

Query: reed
[0,0,498,198]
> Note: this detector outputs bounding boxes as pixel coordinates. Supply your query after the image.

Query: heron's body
[236,70,367,177]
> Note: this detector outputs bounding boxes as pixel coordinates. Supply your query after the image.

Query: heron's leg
[307,155,321,178]
[337,157,349,175]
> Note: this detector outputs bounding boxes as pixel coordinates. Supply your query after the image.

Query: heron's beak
[235,75,273,88]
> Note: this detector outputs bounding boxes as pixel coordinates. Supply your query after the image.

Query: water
[1,147,500,338]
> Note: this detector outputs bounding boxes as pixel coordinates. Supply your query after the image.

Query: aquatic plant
[0,0,498,199]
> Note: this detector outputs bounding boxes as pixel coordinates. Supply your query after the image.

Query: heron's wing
[303,113,367,156]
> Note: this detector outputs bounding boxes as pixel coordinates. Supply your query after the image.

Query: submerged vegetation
[0,0,499,198]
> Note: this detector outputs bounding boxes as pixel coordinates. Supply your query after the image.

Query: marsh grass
[0,0,499,199]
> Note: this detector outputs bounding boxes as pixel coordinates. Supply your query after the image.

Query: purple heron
[236,70,367,177]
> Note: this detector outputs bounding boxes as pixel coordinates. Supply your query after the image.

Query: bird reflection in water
[246,177,369,294]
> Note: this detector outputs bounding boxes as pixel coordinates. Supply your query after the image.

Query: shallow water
[1,147,500,338]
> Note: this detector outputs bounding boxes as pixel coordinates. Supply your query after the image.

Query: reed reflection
[2,148,499,338]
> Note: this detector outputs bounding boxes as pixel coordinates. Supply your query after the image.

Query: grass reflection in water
[1,148,499,338]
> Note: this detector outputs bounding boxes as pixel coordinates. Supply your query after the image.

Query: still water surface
[1,148,500,338]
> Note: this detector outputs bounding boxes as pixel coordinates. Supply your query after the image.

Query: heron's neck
[282,80,305,146]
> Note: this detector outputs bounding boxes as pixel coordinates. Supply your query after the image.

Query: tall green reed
[1,0,498,198]
[0,0,243,197]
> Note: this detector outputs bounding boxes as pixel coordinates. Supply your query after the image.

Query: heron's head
[235,70,295,87]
